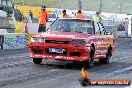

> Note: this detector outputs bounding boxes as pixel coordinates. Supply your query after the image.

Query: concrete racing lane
[0,38,132,88]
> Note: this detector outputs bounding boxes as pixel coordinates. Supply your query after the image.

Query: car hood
[36,31,93,41]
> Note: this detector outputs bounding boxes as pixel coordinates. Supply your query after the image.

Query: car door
[94,22,109,55]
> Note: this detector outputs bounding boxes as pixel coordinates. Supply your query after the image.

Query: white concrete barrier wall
[22,22,52,34]
[117,31,127,37]
[27,23,39,34]
[0,29,8,34]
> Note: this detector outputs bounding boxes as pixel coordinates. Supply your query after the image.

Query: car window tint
[48,19,94,34]
[49,14,56,18]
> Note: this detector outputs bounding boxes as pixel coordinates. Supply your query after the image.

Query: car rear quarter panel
[86,35,115,58]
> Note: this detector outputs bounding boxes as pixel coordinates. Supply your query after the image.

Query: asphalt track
[0,38,132,88]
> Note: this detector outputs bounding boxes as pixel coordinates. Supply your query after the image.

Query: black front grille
[70,52,81,57]
[45,40,69,44]
[33,50,43,54]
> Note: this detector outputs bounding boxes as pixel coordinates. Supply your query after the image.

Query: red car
[29,18,115,67]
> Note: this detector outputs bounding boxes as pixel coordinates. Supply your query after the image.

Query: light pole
[78,0,82,10]
[59,0,61,8]
[99,0,102,13]
[40,0,42,6]
[118,0,122,14]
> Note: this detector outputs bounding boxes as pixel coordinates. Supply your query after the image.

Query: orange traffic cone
[24,19,28,34]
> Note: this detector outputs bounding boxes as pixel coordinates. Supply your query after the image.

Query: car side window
[75,22,94,34]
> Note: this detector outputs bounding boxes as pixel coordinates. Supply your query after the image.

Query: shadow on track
[33,60,110,70]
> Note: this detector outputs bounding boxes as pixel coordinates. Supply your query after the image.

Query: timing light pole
[41,0,42,6]
[99,0,102,13]
[59,0,61,8]
[78,0,82,10]
[118,0,122,14]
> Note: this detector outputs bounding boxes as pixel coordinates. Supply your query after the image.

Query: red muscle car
[29,18,115,68]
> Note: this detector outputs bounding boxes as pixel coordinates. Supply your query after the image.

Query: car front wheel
[33,58,42,64]
[84,46,95,68]
[99,47,112,64]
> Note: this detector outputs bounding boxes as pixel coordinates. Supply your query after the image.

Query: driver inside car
[60,22,71,32]
[76,22,84,32]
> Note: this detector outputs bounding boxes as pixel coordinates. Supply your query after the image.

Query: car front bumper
[29,42,90,62]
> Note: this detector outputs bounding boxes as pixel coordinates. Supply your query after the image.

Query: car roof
[58,18,92,21]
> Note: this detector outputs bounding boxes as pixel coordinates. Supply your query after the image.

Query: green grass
[13,0,132,14]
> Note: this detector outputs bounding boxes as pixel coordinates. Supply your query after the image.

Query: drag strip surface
[0,38,132,88]
[0,48,30,64]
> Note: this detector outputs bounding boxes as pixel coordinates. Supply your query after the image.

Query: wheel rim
[106,53,110,63]
[89,56,94,67]
[89,49,94,67]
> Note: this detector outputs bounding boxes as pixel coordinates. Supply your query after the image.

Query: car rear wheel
[33,58,42,64]
[99,47,112,64]
[84,46,95,68]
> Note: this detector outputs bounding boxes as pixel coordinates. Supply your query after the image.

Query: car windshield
[48,19,94,34]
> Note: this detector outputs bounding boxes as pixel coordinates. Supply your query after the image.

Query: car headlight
[31,37,45,42]
[69,40,86,45]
